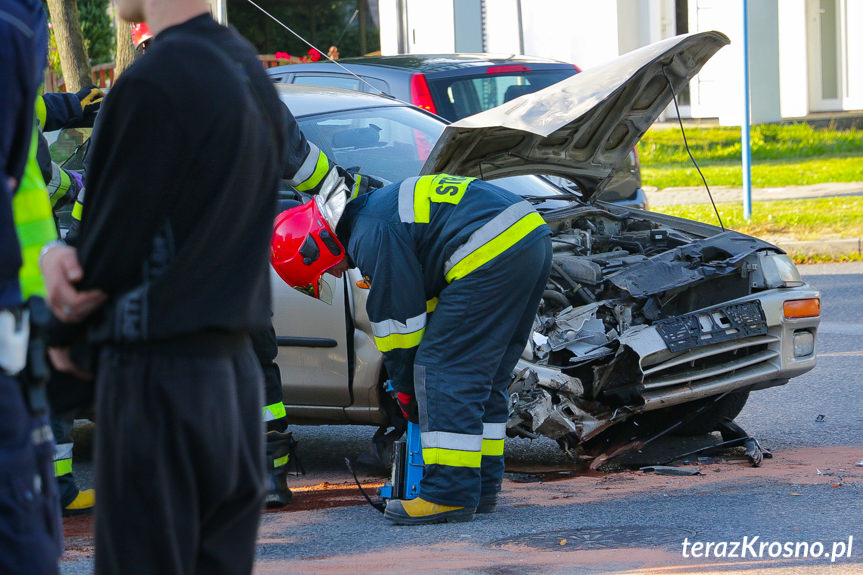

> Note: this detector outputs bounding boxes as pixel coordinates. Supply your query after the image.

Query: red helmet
[131,23,153,49]
[271,199,345,298]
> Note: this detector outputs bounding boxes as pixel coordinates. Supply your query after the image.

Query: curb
[775,239,862,258]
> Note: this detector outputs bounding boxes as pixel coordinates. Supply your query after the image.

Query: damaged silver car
[271,31,821,460]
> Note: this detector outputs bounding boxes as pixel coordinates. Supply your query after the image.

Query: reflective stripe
[372,312,426,352]
[35,95,46,128]
[421,431,482,451]
[288,142,322,187]
[47,164,72,206]
[295,151,330,192]
[374,328,424,353]
[350,174,362,199]
[263,402,287,423]
[14,126,57,298]
[444,203,545,283]
[397,177,420,223]
[482,422,506,440]
[422,448,482,468]
[401,174,474,224]
[273,455,289,468]
[54,459,72,477]
[54,442,73,477]
[371,312,426,339]
[426,297,438,313]
[54,442,73,462]
[72,200,83,221]
[481,439,505,457]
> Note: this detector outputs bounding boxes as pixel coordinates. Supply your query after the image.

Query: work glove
[76,86,105,118]
[396,392,419,423]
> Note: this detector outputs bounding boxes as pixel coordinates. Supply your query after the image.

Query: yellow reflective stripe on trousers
[54,459,73,477]
[482,422,506,456]
[273,455,289,468]
[422,448,482,468]
[426,297,438,313]
[421,431,482,467]
[444,203,545,283]
[398,175,474,223]
[54,442,74,477]
[263,402,287,422]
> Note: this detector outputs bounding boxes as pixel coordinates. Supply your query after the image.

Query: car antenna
[245,0,396,99]
[661,64,725,232]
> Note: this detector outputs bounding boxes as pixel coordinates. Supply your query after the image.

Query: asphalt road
[59,263,863,574]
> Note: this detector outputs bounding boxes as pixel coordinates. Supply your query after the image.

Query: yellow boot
[384,497,475,525]
[63,489,95,517]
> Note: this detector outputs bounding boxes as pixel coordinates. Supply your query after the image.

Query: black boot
[265,430,296,508]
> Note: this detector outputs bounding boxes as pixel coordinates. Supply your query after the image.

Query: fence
[44,55,305,92]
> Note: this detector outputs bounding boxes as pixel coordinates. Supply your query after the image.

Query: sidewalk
[645,181,863,258]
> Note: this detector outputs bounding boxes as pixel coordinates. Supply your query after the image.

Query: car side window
[293,74,361,91]
[360,76,390,95]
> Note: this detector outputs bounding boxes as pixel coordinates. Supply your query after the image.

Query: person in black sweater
[39,1,306,572]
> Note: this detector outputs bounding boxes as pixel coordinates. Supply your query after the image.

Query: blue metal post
[742,0,752,220]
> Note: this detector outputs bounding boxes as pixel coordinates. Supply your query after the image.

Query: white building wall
[844,0,863,109]
[484,0,523,55]
[378,0,400,56]
[519,0,620,68]
[779,0,809,117]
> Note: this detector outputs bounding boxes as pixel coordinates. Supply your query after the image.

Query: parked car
[53,33,819,462]
[266,53,646,209]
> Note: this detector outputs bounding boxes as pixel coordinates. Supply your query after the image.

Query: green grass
[639,123,863,188]
[654,196,863,242]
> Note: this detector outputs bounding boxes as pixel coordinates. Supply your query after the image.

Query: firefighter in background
[35,86,104,516]
[271,174,553,525]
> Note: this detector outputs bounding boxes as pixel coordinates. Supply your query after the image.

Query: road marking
[817,351,863,358]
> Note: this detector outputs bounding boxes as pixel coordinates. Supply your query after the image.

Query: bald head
[116,0,210,36]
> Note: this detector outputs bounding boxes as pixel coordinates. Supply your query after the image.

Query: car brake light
[410,74,437,114]
[783,298,821,319]
[486,64,530,74]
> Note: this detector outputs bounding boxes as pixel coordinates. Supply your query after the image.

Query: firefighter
[271,174,553,525]
[35,86,104,517]
[1,0,64,571]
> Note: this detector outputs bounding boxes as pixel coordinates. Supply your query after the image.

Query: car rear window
[426,69,576,121]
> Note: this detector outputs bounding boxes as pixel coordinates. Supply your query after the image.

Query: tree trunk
[359,0,367,55]
[114,18,136,79]
[46,0,92,92]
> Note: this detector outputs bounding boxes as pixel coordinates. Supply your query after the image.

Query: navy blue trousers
[414,234,552,507]
[0,372,62,575]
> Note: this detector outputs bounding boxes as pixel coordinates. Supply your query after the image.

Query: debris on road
[640,466,703,476]
[815,414,826,422]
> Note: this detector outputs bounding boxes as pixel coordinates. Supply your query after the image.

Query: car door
[271,261,351,407]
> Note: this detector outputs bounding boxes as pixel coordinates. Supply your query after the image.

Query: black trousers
[93,334,265,575]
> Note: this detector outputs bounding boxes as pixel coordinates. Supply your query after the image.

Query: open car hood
[420,31,730,200]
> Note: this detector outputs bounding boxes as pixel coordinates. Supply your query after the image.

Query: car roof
[273,83,412,117]
[331,53,574,72]
[267,53,575,77]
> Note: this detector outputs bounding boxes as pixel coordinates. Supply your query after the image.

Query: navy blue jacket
[337,175,550,392]
[0,0,48,309]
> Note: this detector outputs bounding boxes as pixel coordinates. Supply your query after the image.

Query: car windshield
[427,69,576,121]
[295,104,574,208]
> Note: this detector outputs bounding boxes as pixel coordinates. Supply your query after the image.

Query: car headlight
[754,253,804,289]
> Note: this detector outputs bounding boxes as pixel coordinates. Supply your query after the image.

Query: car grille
[639,334,780,408]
